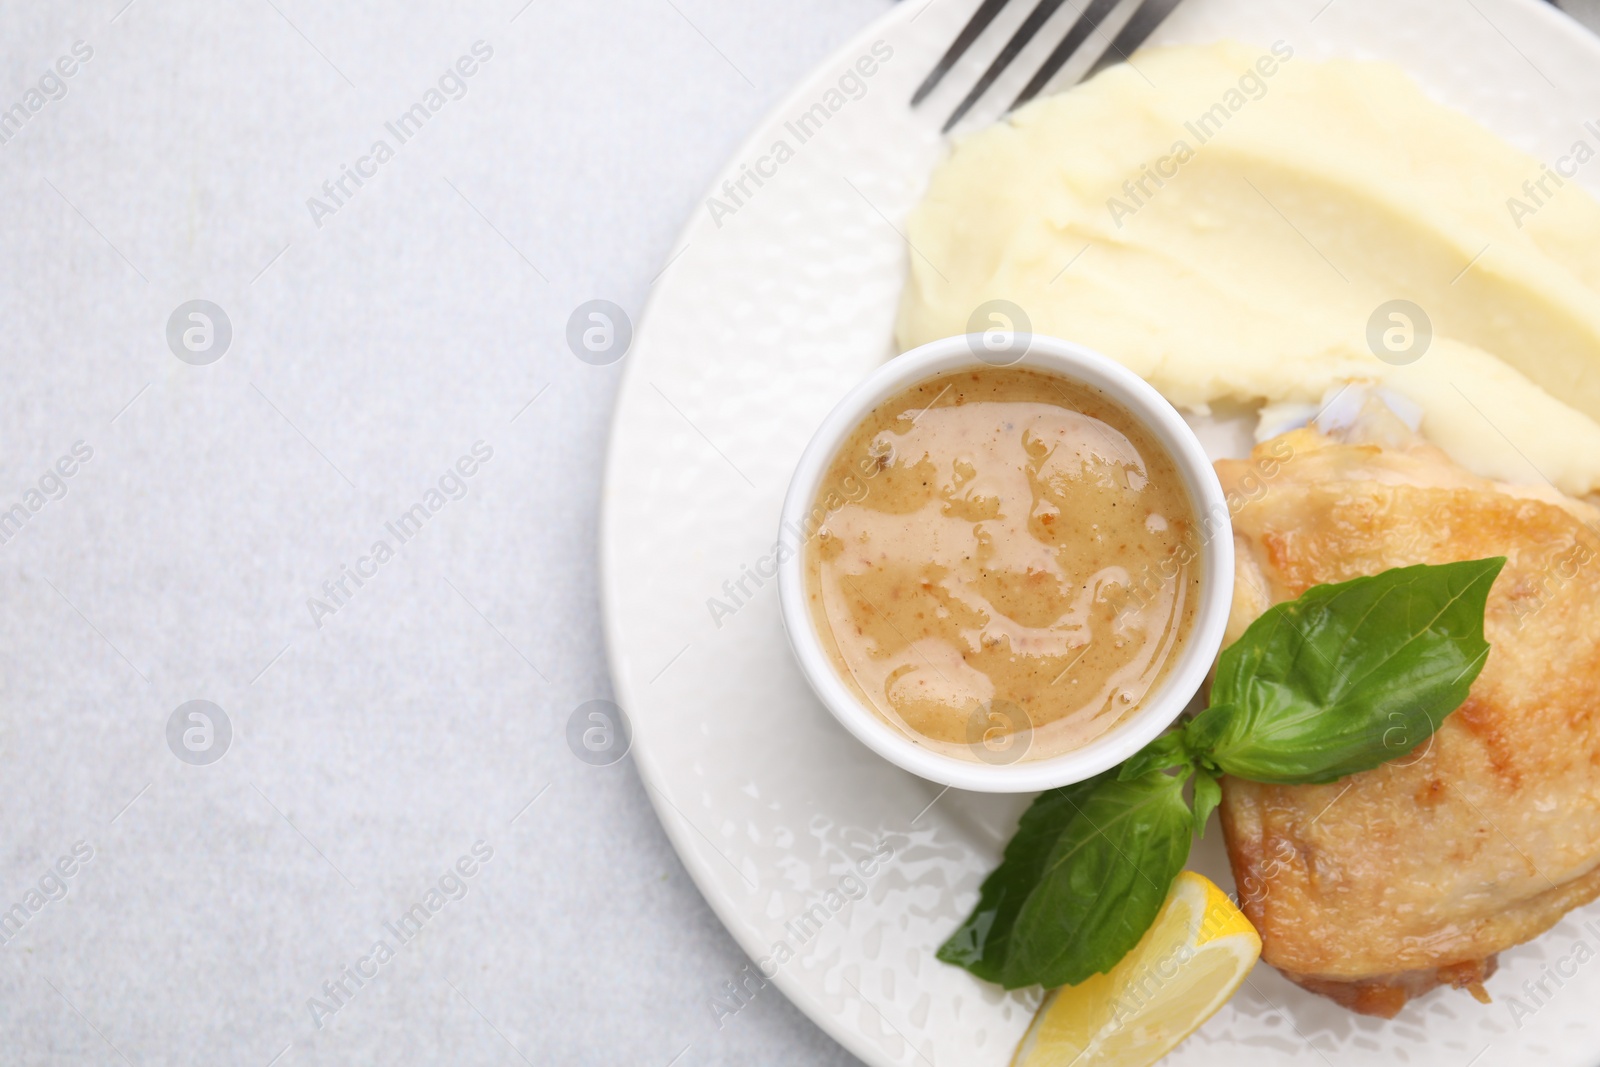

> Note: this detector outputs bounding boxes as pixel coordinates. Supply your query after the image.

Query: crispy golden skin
[1216,409,1600,1017]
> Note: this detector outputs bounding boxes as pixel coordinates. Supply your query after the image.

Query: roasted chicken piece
[1216,398,1600,1017]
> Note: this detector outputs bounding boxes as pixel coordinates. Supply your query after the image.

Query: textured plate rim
[597,7,930,1064]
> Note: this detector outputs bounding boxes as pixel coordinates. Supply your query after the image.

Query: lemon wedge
[1011,872,1261,1067]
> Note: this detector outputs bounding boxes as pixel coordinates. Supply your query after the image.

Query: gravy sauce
[804,367,1200,763]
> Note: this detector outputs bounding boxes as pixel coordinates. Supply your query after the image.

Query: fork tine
[911,0,1014,106]
[942,0,1070,132]
[1010,0,1125,110]
[1084,0,1185,79]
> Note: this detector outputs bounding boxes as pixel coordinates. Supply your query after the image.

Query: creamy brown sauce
[804,367,1200,763]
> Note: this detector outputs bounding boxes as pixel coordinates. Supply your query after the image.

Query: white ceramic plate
[600,1,1600,1063]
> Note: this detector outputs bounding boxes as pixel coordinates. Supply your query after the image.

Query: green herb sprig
[937,557,1506,991]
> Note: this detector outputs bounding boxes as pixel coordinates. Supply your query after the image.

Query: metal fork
[911,0,1186,132]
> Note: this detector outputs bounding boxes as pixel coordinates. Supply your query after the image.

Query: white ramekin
[776,334,1234,793]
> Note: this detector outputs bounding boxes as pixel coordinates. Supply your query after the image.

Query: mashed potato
[896,41,1600,496]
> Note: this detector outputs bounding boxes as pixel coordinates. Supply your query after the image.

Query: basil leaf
[1191,770,1221,838]
[1182,702,1231,765]
[1195,557,1504,785]
[998,769,1192,989]
[1116,730,1191,781]
[935,777,1106,983]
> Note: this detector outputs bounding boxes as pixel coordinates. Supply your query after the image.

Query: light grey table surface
[0,1,890,1063]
